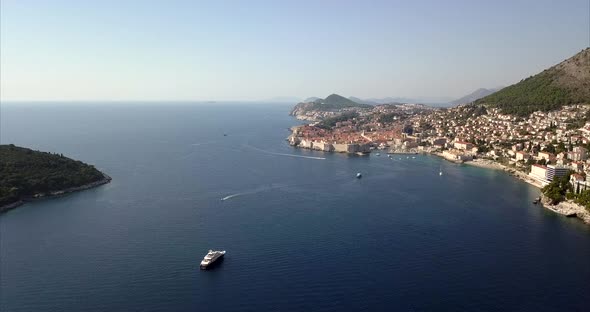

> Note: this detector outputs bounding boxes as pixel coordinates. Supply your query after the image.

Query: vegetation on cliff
[542,174,572,204]
[475,48,590,116]
[573,190,590,213]
[0,144,107,208]
[542,171,590,213]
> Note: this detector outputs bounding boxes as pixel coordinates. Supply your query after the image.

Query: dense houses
[289,102,590,191]
[406,104,590,190]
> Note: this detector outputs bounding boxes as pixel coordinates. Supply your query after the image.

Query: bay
[1,103,589,311]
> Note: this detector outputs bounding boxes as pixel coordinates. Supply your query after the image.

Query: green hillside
[317,94,371,108]
[290,94,372,116]
[0,144,107,208]
[475,48,590,116]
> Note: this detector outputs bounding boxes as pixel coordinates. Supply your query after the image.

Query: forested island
[0,144,111,212]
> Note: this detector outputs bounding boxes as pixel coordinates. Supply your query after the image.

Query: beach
[463,158,544,188]
[462,158,589,224]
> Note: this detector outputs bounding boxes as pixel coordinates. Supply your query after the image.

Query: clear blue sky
[1,0,589,102]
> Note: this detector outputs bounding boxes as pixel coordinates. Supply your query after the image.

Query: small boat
[200,250,226,269]
[439,166,443,176]
[375,153,380,156]
[223,134,228,136]
[356,173,362,179]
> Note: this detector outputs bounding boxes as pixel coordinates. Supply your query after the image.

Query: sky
[1,0,589,102]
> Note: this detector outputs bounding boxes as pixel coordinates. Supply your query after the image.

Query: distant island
[0,144,111,212]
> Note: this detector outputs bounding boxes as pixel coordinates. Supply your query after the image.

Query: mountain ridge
[450,87,503,106]
[475,48,590,116]
[289,93,372,116]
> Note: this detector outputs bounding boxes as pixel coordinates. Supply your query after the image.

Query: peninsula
[287,48,590,224]
[0,144,112,213]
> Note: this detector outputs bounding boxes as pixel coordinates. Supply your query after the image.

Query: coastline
[462,158,544,189]
[287,124,590,225]
[0,173,112,214]
[461,158,590,224]
[540,194,590,224]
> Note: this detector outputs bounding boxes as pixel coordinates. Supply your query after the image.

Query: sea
[1,102,589,312]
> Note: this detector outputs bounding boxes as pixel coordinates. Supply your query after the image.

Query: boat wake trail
[190,141,217,147]
[221,184,292,201]
[242,144,326,160]
[221,193,243,201]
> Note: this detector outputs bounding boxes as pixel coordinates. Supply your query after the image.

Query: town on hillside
[289,49,590,205]
[289,102,590,192]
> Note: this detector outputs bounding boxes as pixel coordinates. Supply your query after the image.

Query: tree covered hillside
[290,93,372,115]
[476,48,590,116]
[0,145,107,207]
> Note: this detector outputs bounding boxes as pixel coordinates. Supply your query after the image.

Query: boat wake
[221,193,243,201]
[190,141,217,146]
[242,144,326,160]
[220,183,293,201]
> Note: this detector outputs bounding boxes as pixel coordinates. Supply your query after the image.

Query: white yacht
[200,250,226,269]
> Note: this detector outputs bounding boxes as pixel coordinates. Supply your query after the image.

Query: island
[0,144,112,213]
[287,48,590,224]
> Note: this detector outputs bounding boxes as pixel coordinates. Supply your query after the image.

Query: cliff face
[540,194,590,224]
[289,102,318,116]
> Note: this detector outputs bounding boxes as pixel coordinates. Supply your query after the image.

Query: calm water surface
[1,103,589,311]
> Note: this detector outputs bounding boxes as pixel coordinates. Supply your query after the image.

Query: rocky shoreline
[540,194,590,224]
[0,173,112,213]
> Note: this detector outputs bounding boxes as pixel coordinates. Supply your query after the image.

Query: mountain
[304,97,321,102]
[475,48,590,116]
[319,94,367,107]
[289,94,372,116]
[450,87,503,106]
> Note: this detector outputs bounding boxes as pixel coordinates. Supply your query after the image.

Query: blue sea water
[1,103,589,312]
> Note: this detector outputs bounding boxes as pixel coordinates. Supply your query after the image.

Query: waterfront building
[454,141,473,150]
[442,149,473,161]
[529,164,550,185]
[312,141,334,152]
[546,165,569,181]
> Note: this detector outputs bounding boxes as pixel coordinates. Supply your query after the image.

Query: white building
[529,164,550,185]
